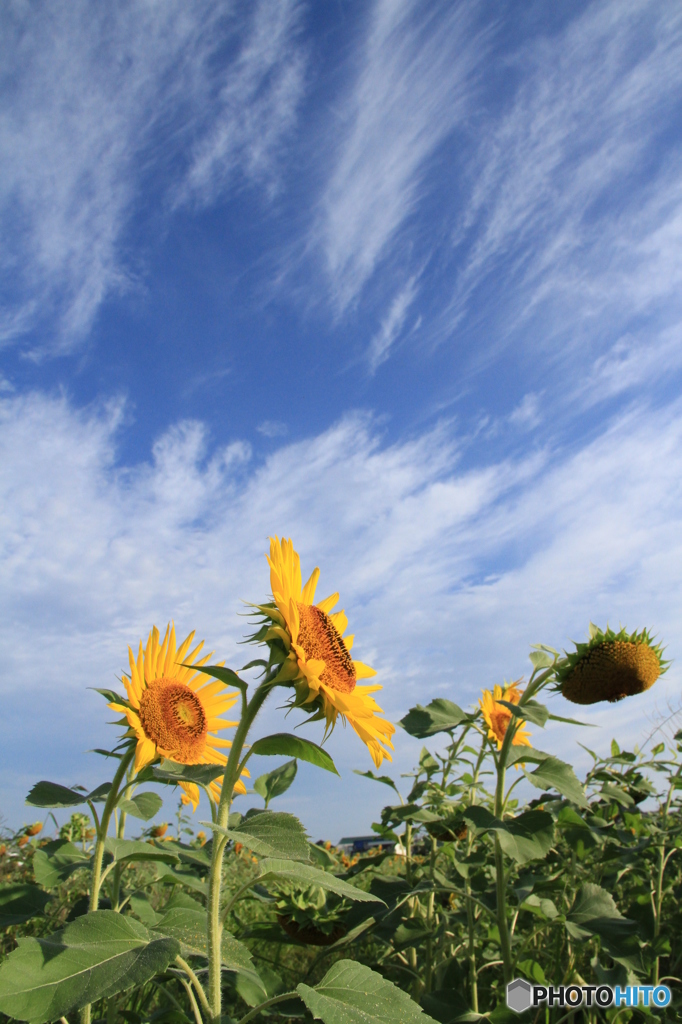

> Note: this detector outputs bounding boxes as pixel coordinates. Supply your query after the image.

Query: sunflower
[262,537,395,767]
[479,681,532,750]
[554,624,667,705]
[109,624,247,807]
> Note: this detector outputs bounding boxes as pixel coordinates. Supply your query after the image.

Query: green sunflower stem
[493,707,516,986]
[206,678,272,1024]
[88,746,136,913]
[79,746,136,1024]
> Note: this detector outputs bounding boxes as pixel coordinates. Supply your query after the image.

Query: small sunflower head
[479,681,532,750]
[554,623,668,705]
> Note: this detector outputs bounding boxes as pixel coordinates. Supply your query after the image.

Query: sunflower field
[0,539,680,1024]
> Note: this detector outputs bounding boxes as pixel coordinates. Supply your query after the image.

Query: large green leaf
[152,907,252,971]
[210,810,311,862]
[523,756,589,808]
[353,770,401,796]
[253,760,298,808]
[25,781,111,808]
[32,841,90,889]
[257,860,384,903]
[250,734,339,774]
[566,884,638,943]
[118,792,163,821]
[104,838,180,866]
[497,699,549,728]
[0,911,179,1024]
[157,867,207,896]
[463,807,555,864]
[297,960,438,1024]
[399,699,468,738]
[149,761,224,787]
[190,664,247,692]
[0,886,51,928]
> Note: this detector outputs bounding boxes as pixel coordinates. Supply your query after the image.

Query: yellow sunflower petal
[317,593,339,614]
[353,661,377,679]
[301,566,320,606]
[179,782,200,812]
[134,737,158,772]
[330,610,348,636]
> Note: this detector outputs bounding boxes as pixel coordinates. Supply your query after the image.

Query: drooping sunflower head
[479,681,532,750]
[252,537,395,767]
[554,624,668,705]
[109,625,244,808]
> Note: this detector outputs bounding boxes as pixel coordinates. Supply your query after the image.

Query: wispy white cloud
[367,276,419,371]
[508,393,542,430]
[313,0,484,312]
[257,419,288,438]
[0,0,305,350]
[179,0,305,207]
[1,390,681,835]
[446,0,682,397]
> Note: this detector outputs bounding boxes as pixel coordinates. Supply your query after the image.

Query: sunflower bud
[554,625,667,705]
[26,822,42,836]
[151,823,168,838]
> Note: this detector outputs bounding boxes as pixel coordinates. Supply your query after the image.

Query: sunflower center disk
[139,678,208,761]
[489,707,511,743]
[296,603,356,694]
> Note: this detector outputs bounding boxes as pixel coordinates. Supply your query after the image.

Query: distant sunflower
[109,624,247,804]
[479,681,531,750]
[555,624,667,705]
[263,537,395,767]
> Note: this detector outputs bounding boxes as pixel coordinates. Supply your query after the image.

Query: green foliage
[0,911,179,1023]
[400,699,468,737]
[0,887,50,929]
[117,792,163,821]
[257,859,385,903]
[253,760,298,808]
[25,781,111,808]
[297,960,439,1024]
[214,809,312,861]
[250,733,339,774]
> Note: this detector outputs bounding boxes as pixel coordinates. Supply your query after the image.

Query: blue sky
[2,0,682,840]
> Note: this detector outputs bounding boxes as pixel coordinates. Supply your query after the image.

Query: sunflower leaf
[150,761,225,787]
[208,810,311,862]
[253,760,298,808]
[399,699,468,738]
[257,860,384,903]
[152,907,253,970]
[0,911,179,1024]
[188,663,246,692]
[104,838,180,866]
[0,885,51,928]
[32,841,91,889]
[522,756,589,808]
[354,770,401,796]
[91,687,127,705]
[118,792,163,821]
[250,733,339,774]
[462,807,555,864]
[497,699,549,727]
[26,782,89,808]
[297,959,438,1024]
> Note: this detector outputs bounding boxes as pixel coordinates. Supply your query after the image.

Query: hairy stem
[79,746,136,1024]
[206,680,272,1023]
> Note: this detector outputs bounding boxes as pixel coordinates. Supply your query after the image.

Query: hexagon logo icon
[507,978,532,1013]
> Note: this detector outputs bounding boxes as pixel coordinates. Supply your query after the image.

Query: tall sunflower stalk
[476,669,554,985]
